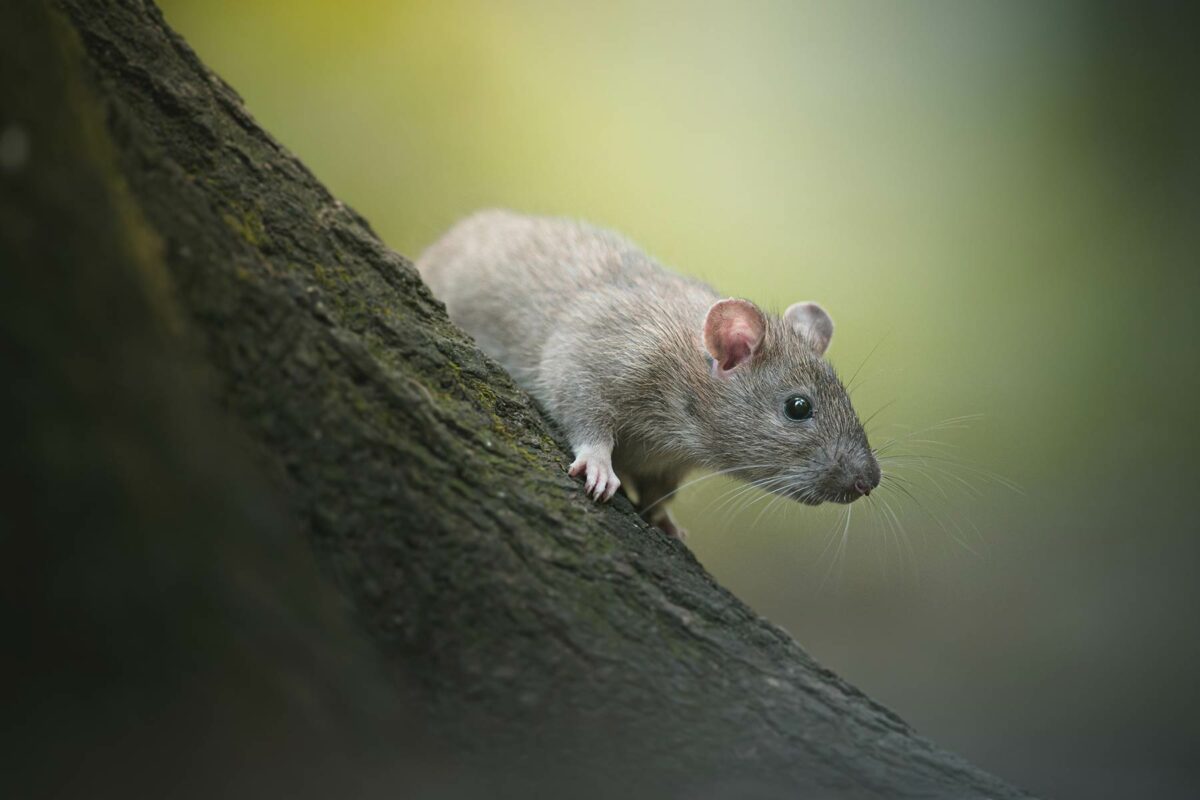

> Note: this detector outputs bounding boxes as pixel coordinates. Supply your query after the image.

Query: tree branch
[7,0,1034,796]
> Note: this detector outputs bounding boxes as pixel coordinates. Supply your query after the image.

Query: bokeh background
[157,1,1199,797]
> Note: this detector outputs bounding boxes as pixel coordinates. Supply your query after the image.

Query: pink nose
[853,479,872,496]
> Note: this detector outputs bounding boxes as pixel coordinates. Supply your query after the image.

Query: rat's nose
[852,460,881,497]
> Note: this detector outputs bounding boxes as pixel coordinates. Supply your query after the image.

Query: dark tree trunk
[3,1,1034,797]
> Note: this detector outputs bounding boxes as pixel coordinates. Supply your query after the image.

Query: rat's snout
[807,438,882,505]
[853,458,882,497]
[836,452,880,503]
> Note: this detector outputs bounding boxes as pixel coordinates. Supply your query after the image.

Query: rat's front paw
[568,446,621,502]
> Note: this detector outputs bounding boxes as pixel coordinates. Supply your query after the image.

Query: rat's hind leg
[568,442,622,502]
[632,472,687,540]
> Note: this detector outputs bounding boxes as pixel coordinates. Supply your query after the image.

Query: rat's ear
[784,301,834,356]
[703,298,766,378]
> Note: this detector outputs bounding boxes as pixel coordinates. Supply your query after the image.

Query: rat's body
[418,210,879,537]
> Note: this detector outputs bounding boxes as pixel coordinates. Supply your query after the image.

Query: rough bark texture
[5,1,1035,797]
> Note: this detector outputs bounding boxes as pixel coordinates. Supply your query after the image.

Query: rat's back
[417,209,708,387]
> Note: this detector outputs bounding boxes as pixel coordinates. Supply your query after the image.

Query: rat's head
[692,297,880,505]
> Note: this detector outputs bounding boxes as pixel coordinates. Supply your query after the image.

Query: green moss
[46,5,182,335]
[221,206,268,248]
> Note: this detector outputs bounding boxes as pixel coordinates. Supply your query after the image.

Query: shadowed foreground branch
[2,1,1033,797]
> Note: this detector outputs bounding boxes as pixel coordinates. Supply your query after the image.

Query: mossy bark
[4,1,1034,797]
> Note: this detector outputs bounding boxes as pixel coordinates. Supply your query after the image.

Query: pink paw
[655,514,688,541]
[568,447,621,502]
[644,509,687,540]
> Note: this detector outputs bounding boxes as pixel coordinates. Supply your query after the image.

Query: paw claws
[601,476,621,502]
[570,448,620,503]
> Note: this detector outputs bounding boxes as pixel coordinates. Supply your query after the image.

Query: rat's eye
[783,394,813,421]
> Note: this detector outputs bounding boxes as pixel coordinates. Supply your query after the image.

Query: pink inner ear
[715,321,755,370]
[703,299,766,376]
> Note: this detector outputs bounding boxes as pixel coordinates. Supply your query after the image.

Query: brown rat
[417,209,880,538]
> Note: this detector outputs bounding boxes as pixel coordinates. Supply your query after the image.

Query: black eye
[784,395,813,421]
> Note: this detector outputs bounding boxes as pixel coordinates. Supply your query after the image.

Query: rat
[417,209,880,539]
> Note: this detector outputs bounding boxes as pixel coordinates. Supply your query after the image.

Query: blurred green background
[158,1,1199,797]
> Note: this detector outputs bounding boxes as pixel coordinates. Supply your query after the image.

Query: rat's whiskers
[642,464,775,513]
[816,502,854,592]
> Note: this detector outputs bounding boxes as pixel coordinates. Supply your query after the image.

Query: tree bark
[4,1,1035,797]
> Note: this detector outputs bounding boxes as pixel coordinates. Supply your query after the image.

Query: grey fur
[418,210,879,536]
